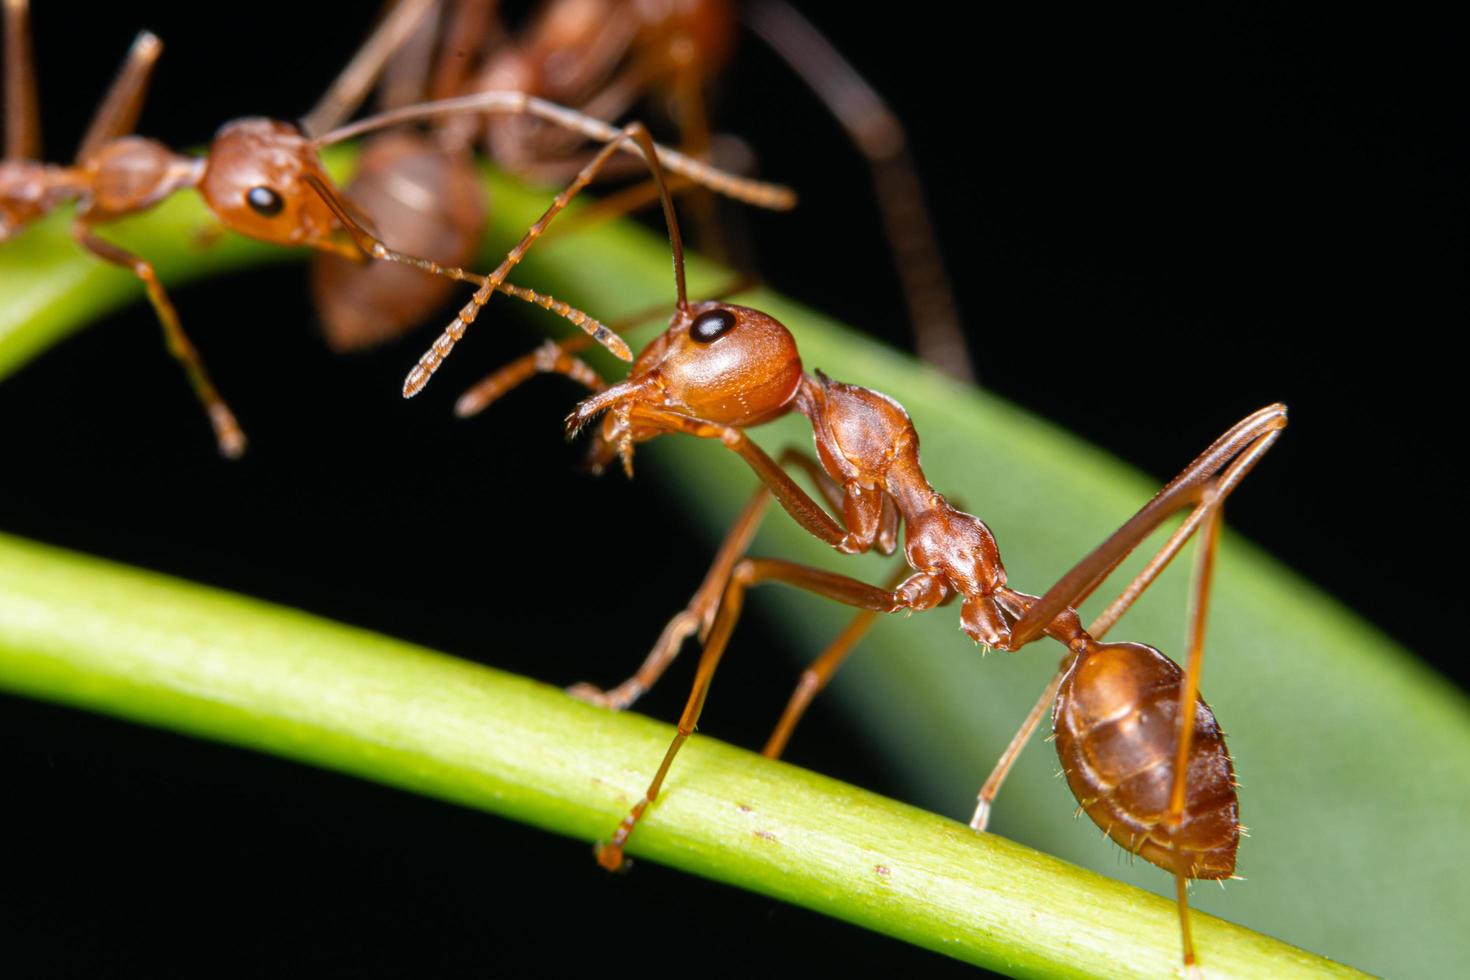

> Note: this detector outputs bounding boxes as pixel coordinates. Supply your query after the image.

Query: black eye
[246,186,284,217]
[690,309,737,343]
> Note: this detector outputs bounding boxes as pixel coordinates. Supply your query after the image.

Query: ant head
[651,301,804,427]
[199,118,340,249]
[565,301,803,459]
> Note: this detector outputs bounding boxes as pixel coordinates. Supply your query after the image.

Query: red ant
[300,0,974,381]
[401,110,1287,973]
[0,0,788,456]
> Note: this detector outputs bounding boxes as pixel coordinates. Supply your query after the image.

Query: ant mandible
[401,99,1287,973]
[0,0,791,456]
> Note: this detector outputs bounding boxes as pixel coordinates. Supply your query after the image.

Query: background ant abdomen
[310,131,485,352]
[1053,641,1240,879]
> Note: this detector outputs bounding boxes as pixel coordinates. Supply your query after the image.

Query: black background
[1,2,1462,977]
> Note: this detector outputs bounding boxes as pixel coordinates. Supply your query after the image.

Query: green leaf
[2,152,1465,976]
[0,531,1359,978]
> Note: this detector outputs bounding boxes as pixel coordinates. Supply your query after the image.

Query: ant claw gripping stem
[594,842,631,873]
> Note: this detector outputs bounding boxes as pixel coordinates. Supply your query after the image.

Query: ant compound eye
[690,308,737,343]
[246,185,284,217]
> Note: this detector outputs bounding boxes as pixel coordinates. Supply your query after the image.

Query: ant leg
[968,665,1066,832]
[571,486,772,712]
[596,556,908,870]
[427,0,497,103]
[762,561,910,759]
[1004,404,1287,651]
[4,0,39,160]
[298,0,440,138]
[73,225,246,458]
[1163,500,1224,973]
[601,406,854,550]
[572,445,845,711]
[970,407,1285,839]
[743,0,973,382]
[454,335,605,417]
[75,30,163,163]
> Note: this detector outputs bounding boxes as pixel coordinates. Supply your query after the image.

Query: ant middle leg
[72,225,246,458]
[596,556,911,871]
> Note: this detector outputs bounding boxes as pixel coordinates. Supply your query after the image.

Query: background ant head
[652,301,804,427]
[199,118,341,250]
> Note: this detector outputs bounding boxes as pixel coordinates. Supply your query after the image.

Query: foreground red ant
[403,111,1287,972]
[0,0,789,455]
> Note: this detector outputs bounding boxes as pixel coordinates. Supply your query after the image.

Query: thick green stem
[0,532,1356,978]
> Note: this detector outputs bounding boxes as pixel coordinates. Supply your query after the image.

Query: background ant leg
[4,0,39,160]
[72,225,245,458]
[75,30,163,164]
[570,446,845,711]
[298,0,440,138]
[743,0,973,382]
[596,556,908,871]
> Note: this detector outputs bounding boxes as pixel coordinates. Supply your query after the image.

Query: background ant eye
[690,309,737,343]
[246,186,284,217]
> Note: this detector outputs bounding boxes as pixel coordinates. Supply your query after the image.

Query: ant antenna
[400,118,695,397]
[309,91,796,212]
[302,173,625,356]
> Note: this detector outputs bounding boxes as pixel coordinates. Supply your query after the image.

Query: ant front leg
[72,224,246,458]
[569,447,850,712]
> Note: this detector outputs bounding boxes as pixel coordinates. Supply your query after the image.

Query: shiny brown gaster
[419,106,1287,973]
[0,0,791,455]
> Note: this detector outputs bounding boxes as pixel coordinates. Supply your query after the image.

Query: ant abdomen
[310,131,485,352]
[1053,640,1240,880]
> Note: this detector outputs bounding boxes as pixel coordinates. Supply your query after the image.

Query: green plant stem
[0,531,1356,978]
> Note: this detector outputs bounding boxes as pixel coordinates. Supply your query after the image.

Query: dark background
[1,2,1462,976]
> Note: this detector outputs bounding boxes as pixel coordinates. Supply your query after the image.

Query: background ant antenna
[309,91,797,212]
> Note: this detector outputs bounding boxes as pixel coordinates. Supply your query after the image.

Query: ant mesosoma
[0,0,790,456]
[400,109,1287,973]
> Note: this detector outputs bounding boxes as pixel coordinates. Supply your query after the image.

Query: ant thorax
[796,371,1009,644]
